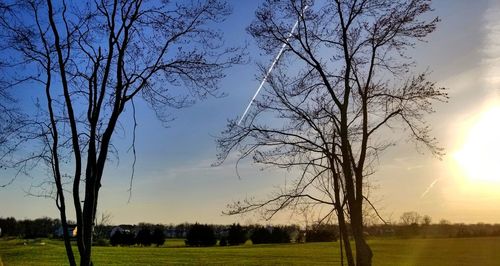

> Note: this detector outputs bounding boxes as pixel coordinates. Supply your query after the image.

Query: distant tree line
[3,216,500,245]
[249,226,292,244]
[184,223,300,246]
[364,212,500,239]
[0,217,60,238]
[306,224,339,242]
[110,227,165,247]
[366,222,500,239]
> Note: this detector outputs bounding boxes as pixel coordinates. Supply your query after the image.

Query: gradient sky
[1,0,500,226]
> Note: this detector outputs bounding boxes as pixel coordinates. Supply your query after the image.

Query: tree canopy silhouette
[0,0,241,265]
[217,0,446,265]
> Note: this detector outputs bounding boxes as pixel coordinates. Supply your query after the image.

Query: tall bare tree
[0,0,241,265]
[217,0,446,265]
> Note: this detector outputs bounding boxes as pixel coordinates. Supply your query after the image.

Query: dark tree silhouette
[219,236,228,246]
[422,215,432,226]
[185,223,217,247]
[249,226,291,244]
[152,227,166,247]
[135,228,152,247]
[270,226,291,244]
[227,223,247,246]
[0,217,59,238]
[250,227,273,245]
[109,230,122,247]
[93,211,112,241]
[306,223,338,243]
[216,0,446,265]
[110,229,135,246]
[0,0,241,265]
[400,211,422,226]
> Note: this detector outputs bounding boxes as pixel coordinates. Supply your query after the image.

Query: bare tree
[94,211,112,240]
[422,214,432,226]
[0,0,241,265]
[400,211,422,225]
[217,0,446,265]
[0,2,26,188]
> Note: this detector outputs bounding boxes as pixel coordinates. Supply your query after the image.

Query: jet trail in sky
[420,178,440,199]
[237,6,309,126]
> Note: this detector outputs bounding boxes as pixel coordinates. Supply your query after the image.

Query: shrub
[93,238,109,246]
[219,237,228,246]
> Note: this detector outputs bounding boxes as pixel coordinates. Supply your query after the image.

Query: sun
[454,106,500,183]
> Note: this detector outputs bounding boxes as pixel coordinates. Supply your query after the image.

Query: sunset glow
[454,106,500,183]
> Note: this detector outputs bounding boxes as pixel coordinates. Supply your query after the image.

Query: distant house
[164,228,176,238]
[110,225,135,237]
[54,225,77,238]
[110,226,126,237]
[164,228,187,238]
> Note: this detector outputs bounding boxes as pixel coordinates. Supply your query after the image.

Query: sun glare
[454,107,500,183]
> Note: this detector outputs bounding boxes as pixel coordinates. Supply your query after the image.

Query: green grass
[1,237,500,265]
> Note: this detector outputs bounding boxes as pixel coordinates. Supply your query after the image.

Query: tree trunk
[354,233,372,266]
[80,189,96,266]
[337,209,354,266]
[331,161,354,266]
[351,205,372,266]
[59,210,76,266]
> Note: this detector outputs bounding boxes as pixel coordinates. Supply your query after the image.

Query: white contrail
[420,178,440,199]
[237,6,309,126]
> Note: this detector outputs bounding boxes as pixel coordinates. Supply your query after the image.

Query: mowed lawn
[1,237,500,265]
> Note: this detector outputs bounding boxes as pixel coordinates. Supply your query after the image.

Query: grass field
[1,237,500,265]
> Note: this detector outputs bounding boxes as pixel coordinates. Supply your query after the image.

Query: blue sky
[2,0,500,225]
